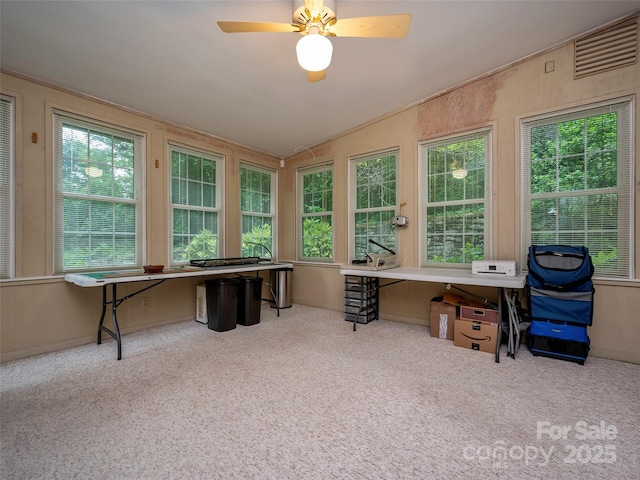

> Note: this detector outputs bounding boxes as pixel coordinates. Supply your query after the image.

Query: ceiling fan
[217,0,411,82]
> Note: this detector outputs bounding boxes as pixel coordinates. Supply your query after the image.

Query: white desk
[66,262,294,360]
[340,266,527,362]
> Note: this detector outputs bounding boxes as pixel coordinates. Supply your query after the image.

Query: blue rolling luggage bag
[527,245,594,364]
[529,320,590,365]
[528,245,594,326]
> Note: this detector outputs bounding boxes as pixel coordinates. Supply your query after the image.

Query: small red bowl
[143,265,164,274]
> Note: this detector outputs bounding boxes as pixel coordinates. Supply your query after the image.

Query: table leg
[97,283,123,360]
[97,285,107,346]
[495,287,503,363]
[96,279,166,360]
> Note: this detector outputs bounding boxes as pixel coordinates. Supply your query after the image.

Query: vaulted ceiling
[2,1,639,158]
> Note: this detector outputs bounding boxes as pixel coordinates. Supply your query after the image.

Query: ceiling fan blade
[307,70,326,82]
[304,0,325,20]
[328,14,412,38]
[217,21,301,33]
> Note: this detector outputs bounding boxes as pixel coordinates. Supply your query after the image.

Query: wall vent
[575,18,637,79]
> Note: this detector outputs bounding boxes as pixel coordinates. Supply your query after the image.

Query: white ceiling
[2,1,639,158]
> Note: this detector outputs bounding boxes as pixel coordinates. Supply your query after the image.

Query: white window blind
[520,97,634,279]
[419,128,493,265]
[298,163,333,262]
[170,143,222,263]
[349,148,398,261]
[53,112,145,273]
[0,95,15,279]
[240,164,275,259]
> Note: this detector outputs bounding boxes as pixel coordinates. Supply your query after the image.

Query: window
[349,149,398,260]
[0,95,15,279]
[170,144,222,263]
[298,164,333,261]
[521,98,633,279]
[240,165,275,259]
[53,113,145,273]
[419,128,493,265]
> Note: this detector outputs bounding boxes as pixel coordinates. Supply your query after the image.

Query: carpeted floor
[1,304,639,479]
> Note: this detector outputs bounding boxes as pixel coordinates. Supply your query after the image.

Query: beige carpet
[1,304,639,479]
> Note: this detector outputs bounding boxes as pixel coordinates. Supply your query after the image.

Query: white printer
[471,260,517,276]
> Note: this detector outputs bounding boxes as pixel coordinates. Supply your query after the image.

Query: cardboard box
[430,297,458,340]
[460,305,499,324]
[196,284,207,324]
[454,319,498,354]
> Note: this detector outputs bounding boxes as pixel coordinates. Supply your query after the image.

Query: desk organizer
[344,275,379,324]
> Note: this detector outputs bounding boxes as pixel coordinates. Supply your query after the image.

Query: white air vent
[575,19,637,79]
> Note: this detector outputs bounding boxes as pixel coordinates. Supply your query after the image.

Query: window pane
[586,152,617,189]
[588,113,616,150]
[187,180,202,206]
[189,210,203,234]
[299,167,333,260]
[241,215,272,257]
[170,146,222,263]
[445,174,464,202]
[187,155,201,181]
[301,216,332,259]
[352,152,397,259]
[353,209,395,259]
[202,183,215,208]
[522,102,632,278]
[558,156,585,191]
[531,158,556,194]
[240,165,275,257]
[422,130,491,264]
[55,115,142,272]
[202,159,216,184]
[425,204,485,264]
[90,201,113,232]
[466,168,484,199]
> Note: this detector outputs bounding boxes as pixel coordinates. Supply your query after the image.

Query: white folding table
[66,262,294,360]
[339,266,527,362]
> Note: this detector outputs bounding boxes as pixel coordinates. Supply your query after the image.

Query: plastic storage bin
[237,277,263,326]
[205,278,239,332]
[343,275,378,325]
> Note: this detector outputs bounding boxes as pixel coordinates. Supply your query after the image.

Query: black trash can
[205,278,239,332]
[237,276,263,326]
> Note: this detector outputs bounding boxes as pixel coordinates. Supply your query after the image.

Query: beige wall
[0,73,280,361]
[2,17,640,363]
[283,26,640,364]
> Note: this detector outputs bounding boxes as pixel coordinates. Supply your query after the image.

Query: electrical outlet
[545,60,555,73]
[142,297,150,308]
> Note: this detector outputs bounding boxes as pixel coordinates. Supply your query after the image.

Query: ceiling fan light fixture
[296,33,333,72]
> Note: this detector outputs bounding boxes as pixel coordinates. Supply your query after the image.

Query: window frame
[297,163,334,262]
[52,111,146,274]
[520,97,634,280]
[169,142,224,265]
[240,163,276,259]
[418,127,493,267]
[348,148,399,262]
[0,94,15,279]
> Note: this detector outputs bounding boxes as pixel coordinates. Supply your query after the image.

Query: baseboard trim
[1,315,195,363]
